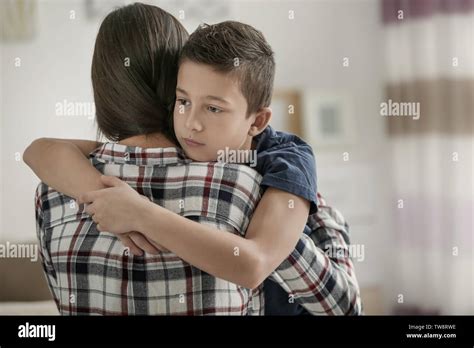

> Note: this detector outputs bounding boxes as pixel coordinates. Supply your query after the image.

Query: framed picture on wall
[302,91,356,147]
[0,0,37,42]
[270,90,303,137]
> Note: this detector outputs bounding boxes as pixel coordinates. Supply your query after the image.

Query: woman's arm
[23,138,104,199]
[81,177,309,289]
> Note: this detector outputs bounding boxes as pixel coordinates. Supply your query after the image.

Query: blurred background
[0,0,473,315]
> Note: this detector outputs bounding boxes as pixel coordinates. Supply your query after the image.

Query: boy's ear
[248,107,272,136]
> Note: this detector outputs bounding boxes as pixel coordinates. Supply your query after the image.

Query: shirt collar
[89,142,192,166]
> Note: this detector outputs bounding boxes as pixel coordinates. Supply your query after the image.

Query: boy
[170,22,318,314]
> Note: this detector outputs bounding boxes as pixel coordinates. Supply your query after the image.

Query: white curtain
[382,0,474,314]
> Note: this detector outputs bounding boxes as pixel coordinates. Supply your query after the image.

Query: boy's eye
[207,105,223,113]
[176,98,190,107]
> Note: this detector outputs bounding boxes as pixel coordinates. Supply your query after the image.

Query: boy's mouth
[183,137,205,147]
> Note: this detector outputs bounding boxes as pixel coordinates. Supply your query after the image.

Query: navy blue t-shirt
[253,126,318,214]
[253,126,318,315]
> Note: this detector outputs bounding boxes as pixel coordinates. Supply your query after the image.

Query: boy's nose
[185,111,203,132]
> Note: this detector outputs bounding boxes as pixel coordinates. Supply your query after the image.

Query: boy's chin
[183,149,217,162]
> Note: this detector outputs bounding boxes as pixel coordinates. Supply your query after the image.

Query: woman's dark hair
[91,2,188,142]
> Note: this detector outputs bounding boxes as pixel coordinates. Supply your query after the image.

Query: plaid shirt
[35,143,362,315]
[271,193,363,315]
[36,143,263,315]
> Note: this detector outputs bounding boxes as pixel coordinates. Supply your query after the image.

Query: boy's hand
[119,232,169,255]
[78,175,151,235]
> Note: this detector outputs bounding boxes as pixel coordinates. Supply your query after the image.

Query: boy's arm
[82,184,309,290]
[268,198,363,315]
[140,188,309,289]
[23,138,104,199]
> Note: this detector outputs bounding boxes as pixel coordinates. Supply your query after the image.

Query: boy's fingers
[118,235,143,256]
[78,190,101,204]
[149,239,169,252]
[85,203,96,216]
[101,175,126,188]
[129,232,160,255]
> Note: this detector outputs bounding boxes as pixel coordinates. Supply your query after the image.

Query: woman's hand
[78,175,169,252]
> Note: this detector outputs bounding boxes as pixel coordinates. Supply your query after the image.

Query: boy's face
[173,60,255,162]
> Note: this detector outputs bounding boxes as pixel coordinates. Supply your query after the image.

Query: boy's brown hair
[179,21,275,115]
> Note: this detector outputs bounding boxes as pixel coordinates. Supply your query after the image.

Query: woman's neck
[118,132,177,149]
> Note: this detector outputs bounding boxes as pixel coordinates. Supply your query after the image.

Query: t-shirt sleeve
[254,127,318,214]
